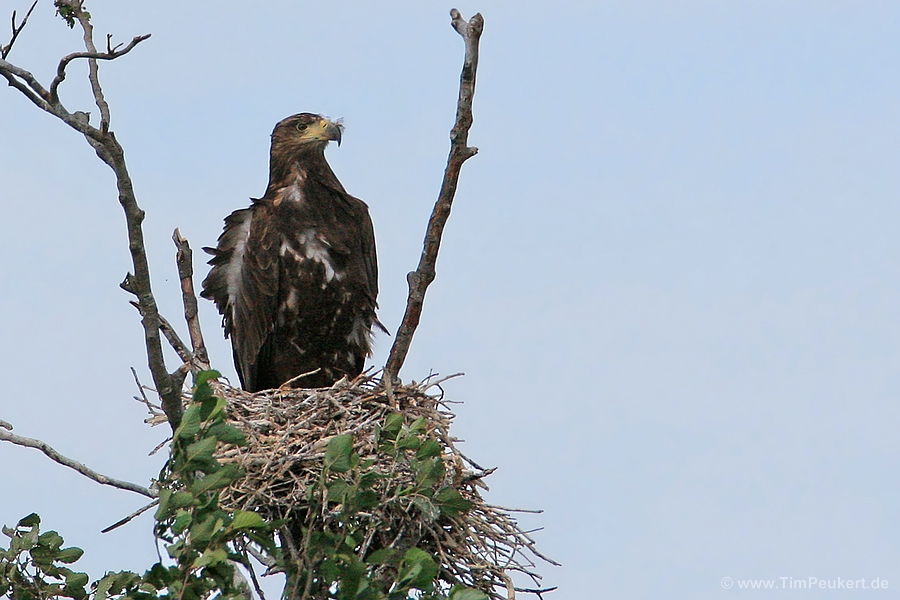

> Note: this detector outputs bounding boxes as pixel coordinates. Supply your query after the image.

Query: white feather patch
[346,316,370,348]
[225,211,253,308]
[281,228,342,283]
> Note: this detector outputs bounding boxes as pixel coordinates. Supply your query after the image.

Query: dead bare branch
[126,298,193,369]
[101,498,159,533]
[384,9,483,383]
[174,229,211,374]
[130,366,166,423]
[0,58,54,110]
[49,33,150,103]
[0,424,155,498]
[1,0,37,60]
[158,312,193,365]
[0,1,182,430]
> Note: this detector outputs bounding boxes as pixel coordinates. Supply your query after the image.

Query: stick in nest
[202,374,556,599]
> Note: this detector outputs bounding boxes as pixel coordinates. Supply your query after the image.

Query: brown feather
[201,113,384,391]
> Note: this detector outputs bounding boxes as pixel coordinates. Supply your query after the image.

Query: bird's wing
[352,196,388,334]
[201,201,280,390]
[358,202,379,303]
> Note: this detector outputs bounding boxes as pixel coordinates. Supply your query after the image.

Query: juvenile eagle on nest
[201,113,384,392]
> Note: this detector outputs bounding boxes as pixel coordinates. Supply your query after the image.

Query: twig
[420,372,465,392]
[245,560,267,600]
[130,367,162,413]
[158,311,193,364]
[516,587,557,598]
[0,426,155,498]
[243,542,277,569]
[237,539,271,600]
[101,498,159,533]
[503,574,515,600]
[279,368,322,389]
[384,9,483,383]
[49,33,150,103]
[174,229,211,373]
[127,297,193,367]
[0,0,37,60]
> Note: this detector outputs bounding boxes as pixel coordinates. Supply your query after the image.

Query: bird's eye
[296,123,308,132]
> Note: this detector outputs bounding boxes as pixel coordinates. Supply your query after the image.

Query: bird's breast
[279,228,342,285]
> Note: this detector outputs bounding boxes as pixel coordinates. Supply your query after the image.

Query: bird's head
[271,113,343,153]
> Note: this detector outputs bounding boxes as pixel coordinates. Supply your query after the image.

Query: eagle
[200,113,384,392]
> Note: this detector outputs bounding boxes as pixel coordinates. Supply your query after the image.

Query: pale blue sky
[2,1,899,598]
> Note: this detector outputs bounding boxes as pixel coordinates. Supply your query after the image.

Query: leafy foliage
[147,369,279,599]
[53,1,89,29]
[282,410,482,599]
[0,372,488,600]
[0,371,272,599]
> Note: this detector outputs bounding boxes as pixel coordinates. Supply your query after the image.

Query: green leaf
[409,417,428,433]
[94,571,139,600]
[411,496,440,522]
[194,381,214,406]
[320,558,340,583]
[414,457,445,490]
[112,571,140,593]
[64,571,88,585]
[170,491,195,509]
[93,573,116,600]
[397,548,438,589]
[172,509,192,534]
[326,480,351,503]
[435,487,473,517]
[191,464,242,493]
[17,513,40,528]
[193,369,221,387]
[166,539,184,560]
[155,487,172,519]
[358,471,381,489]
[192,547,228,567]
[416,438,442,460]
[356,489,379,510]
[38,530,63,550]
[190,515,224,545]
[208,422,247,445]
[449,587,490,600]
[54,4,77,28]
[231,511,265,529]
[175,404,202,439]
[365,548,399,565]
[397,434,422,451]
[199,395,227,422]
[325,434,354,473]
[56,547,84,564]
[63,570,89,594]
[338,558,367,598]
[185,436,218,466]
[381,413,404,441]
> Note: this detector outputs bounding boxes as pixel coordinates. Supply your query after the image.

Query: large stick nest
[205,374,555,599]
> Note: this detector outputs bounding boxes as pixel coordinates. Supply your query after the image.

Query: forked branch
[384,9,484,383]
[0,0,37,59]
[0,0,181,429]
[174,229,211,374]
[49,33,150,103]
